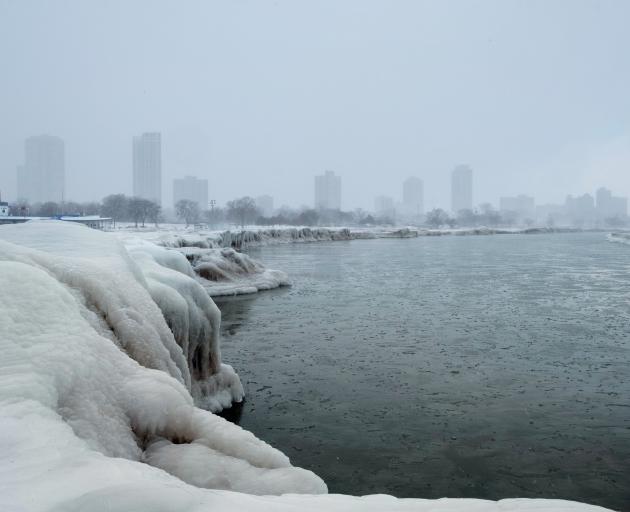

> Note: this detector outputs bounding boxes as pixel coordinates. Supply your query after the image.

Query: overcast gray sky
[1,0,629,210]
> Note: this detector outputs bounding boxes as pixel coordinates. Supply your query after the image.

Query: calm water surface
[216,233,630,510]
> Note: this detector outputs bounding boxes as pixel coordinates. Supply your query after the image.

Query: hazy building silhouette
[566,193,595,224]
[499,195,535,219]
[173,175,208,209]
[374,195,395,217]
[314,170,341,210]
[451,165,472,213]
[402,176,424,215]
[133,132,162,205]
[255,195,274,217]
[17,135,65,204]
[596,187,627,219]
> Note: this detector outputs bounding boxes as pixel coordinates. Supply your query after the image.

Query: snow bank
[0,221,612,511]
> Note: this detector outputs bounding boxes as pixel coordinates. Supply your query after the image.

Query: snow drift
[0,221,612,511]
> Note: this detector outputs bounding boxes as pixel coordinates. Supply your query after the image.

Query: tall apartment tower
[133,132,162,205]
[173,175,208,209]
[314,170,341,210]
[402,176,424,215]
[451,165,473,213]
[17,135,65,204]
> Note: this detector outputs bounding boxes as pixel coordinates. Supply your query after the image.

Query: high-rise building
[17,135,65,204]
[402,177,424,215]
[314,170,341,210]
[596,187,627,219]
[173,176,208,209]
[451,165,473,213]
[565,193,595,223]
[133,132,162,205]
[374,195,395,216]
[499,195,535,219]
[255,195,274,217]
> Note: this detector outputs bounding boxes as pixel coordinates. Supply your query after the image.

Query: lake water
[215,233,630,510]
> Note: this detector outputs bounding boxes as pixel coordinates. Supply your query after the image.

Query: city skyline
[2,2,630,210]
[5,134,630,222]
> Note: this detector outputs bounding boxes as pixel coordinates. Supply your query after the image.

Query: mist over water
[217,233,630,511]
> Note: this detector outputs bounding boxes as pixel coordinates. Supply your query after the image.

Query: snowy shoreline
[116,224,612,251]
[0,221,613,511]
[114,225,613,297]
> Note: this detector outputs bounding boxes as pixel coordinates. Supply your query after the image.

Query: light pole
[209,199,216,229]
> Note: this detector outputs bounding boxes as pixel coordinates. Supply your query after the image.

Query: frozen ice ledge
[0,221,611,511]
[116,227,418,297]
[120,226,591,297]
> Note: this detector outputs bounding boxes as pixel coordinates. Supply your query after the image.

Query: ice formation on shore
[0,221,612,511]
[0,221,325,500]
[133,225,418,251]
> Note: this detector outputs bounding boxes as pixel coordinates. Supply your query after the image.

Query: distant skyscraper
[402,177,424,215]
[565,193,595,223]
[499,195,535,219]
[374,195,395,215]
[133,132,162,205]
[596,187,627,219]
[17,135,65,204]
[255,195,274,217]
[451,165,473,213]
[314,170,341,210]
[173,176,208,209]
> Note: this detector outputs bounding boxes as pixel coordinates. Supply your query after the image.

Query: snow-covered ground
[0,221,612,511]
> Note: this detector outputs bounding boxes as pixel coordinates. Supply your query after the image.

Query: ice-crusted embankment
[117,226,416,296]
[0,221,612,511]
[0,221,326,500]
[118,234,290,297]
[149,226,419,251]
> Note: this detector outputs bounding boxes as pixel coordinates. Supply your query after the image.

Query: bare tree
[11,200,30,217]
[426,208,451,228]
[36,202,61,217]
[147,201,161,227]
[204,206,224,229]
[175,199,200,227]
[128,197,157,228]
[226,197,259,227]
[101,194,129,227]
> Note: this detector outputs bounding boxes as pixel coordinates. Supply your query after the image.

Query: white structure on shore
[314,170,341,210]
[402,176,424,215]
[17,135,65,204]
[451,165,473,214]
[133,132,162,205]
[173,175,208,209]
